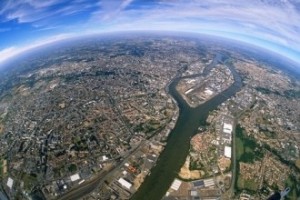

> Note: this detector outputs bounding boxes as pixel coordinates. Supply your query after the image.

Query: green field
[237,177,259,191]
[236,125,264,163]
[235,125,300,198]
[235,125,264,192]
[285,176,300,200]
[255,87,300,99]
[21,173,38,190]
[236,137,243,160]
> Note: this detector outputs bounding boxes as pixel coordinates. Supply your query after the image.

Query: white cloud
[0,47,18,63]
[0,34,74,65]
[99,0,300,50]
[0,0,91,24]
[24,0,64,9]
[91,0,134,21]
[1,0,300,64]
[83,0,300,63]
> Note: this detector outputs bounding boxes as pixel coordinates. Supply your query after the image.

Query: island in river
[0,33,299,200]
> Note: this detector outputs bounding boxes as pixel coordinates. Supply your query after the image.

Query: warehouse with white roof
[170,179,182,191]
[223,123,233,134]
[224,146,232,158]
[70,173,80,182]
[118,178,132,190]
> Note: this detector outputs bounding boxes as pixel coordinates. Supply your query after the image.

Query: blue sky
[0,0,300,65]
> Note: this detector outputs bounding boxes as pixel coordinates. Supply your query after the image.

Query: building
[6,177,13,189]
[170,179,182,191]
[223,123,233,143]
[70,173,80,182]
[224,146,232,158]
[192,180,204,188]
[203,178,215,187]
[118,178,132,190]
[223,123,232,134]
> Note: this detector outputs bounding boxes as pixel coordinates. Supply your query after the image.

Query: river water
[131,53,242,200]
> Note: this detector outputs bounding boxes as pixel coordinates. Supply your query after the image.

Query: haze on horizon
[0,0,300,66]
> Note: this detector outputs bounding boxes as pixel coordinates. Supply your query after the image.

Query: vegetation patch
[235,125,264,163]
[283,89,300,99]
[295,159,300,170]
[235,125,264,193]
[68,163,77,173]
[237,177,258,191]
[285,176,300,200]
[22,173,38,191]
[255,87,272,94]
[255,87,300,99]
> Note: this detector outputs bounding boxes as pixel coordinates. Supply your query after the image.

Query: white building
[223,123,233,134]
[7,177,13,189]
[70,173,80,182]
[204,88,214,96]
[170,179,182,191]
[203,178,215,187]
[101,155,109,161]
[224,146,232,158]
[118,178,132,190]
[223,123,233,143]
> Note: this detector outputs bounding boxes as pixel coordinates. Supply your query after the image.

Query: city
[0,36,299,199]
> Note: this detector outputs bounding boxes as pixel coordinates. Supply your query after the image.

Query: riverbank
[131,53,242,200]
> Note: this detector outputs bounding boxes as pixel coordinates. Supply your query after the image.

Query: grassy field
[22,173,38,190]
[236,137,244,161]
[285,176,300,200]
[235,125,264,163]
[235,125,264,192]
[237,176,258,191]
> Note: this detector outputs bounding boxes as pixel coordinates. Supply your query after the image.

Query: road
[230,118,238,197]
[60,53,243,200]
[58,139,148,200]
[227,92,257,198]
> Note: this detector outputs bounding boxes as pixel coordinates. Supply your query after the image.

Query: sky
[0,0,300,65]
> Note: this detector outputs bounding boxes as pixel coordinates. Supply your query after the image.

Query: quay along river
[131,53,242,200]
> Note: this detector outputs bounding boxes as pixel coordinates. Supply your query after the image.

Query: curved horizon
[0,0,300,66]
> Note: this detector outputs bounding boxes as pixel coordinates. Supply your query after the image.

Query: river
[131,53,242,200]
